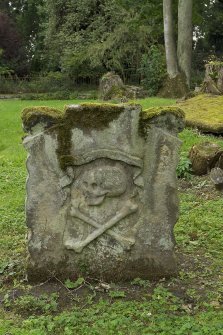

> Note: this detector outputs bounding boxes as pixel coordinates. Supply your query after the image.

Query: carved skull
[75,165,127,206]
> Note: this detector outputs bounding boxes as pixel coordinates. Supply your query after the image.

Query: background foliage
[1,0,223,93]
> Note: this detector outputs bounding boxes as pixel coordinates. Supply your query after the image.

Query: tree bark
[177,0,193,87]
[163,0,178,78]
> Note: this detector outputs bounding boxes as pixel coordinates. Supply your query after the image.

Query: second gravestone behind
[22,103,184,281]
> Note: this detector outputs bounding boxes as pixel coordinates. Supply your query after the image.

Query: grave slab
[22,103,184,281]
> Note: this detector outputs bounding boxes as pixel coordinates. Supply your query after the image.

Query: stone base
[27,251,177,283]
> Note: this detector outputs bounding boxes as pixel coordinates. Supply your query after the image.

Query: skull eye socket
[91,182,98,189]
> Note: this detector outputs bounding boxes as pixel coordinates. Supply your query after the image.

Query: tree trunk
[160,0,191,98]
[177,0,193,87]
[163,0,178,78]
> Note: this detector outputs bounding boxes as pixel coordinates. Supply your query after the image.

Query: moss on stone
[178,94,223,133]
[55,122,73,170]
[64,103,125,129]
[57,103,125,170]
[106,85,126,100]
[189,141,223,175]
[158,73,189,98]
[192,142,222,156]
[142,106,185,121]
[99,72,125,101]
[57,153,75,170]
[21,103,126,170]
[139,106,185,137]
[22,106,63,131]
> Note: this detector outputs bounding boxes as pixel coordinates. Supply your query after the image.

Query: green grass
[0,98,223,335]
[132,97,176,109]
[1,297,223,335]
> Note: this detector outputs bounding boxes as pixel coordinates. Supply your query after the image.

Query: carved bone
[69,206,135,250]
[67,200,138,253]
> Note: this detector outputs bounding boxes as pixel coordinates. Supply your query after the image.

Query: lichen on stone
[22,106,63,131]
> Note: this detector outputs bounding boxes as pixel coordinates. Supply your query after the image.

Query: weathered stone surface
[158,74,189,99]
[201,62,223,95]
[189,142,223,176]
[210,167,223,191]
[99,72,124,100]
[22,103,184,282]
[99,72,147,101]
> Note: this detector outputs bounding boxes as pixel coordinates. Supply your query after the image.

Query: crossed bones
[65,199,138,253]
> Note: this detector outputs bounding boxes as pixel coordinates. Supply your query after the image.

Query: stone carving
[22,103,184,282]
[68,198,137,253]
[73,164,128,206]
[64,161,139,252]
[68,200,136,251]
[63,158,141,253]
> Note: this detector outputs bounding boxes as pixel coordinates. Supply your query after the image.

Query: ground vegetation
[0,98,222,334]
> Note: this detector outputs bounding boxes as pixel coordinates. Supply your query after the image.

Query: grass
[0,98,223,334]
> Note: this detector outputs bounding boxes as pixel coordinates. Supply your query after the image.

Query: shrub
[177,155,192,179]
[0,72,98,95]
[139,45,166,96]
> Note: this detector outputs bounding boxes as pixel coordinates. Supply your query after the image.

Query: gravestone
[99,72,147,101]
[22,103,184,282]
[201,62,223,95]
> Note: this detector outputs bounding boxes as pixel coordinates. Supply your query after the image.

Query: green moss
[158,73,189,98]
[103,85,126,100]
[21,103,126,170]
[57,103,125,170]
[99,72,125,101]
[22,103,186,169]
[22,106,62,131]
[193,142,222,156]
[139,106,185,138]
[56,124,74,170]
[142,106,185,121]
[178,94,223,133]
[64,103,125,129]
